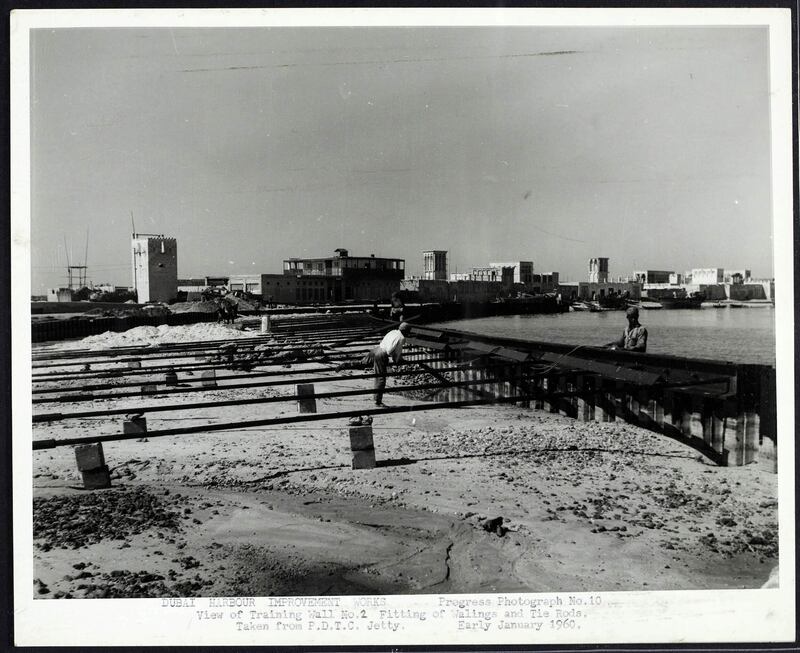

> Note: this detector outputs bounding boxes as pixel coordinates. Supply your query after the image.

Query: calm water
[431,306,776,366]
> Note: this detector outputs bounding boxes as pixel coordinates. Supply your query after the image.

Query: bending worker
[607,306,648,352]
[363,322,411,407]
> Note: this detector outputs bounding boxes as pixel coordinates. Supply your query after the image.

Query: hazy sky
[30,25,773,292]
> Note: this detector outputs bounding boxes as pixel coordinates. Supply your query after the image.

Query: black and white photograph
[11,7,795,647]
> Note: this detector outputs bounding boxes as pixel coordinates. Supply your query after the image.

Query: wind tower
[423,250,448,280]
[588,257,609,283]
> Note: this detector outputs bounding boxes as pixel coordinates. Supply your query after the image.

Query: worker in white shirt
[363,322,411,406]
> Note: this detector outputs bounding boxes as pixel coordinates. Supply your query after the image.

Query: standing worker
[607,306,648,352]
[363,322,411,406]
[389,292,405,323]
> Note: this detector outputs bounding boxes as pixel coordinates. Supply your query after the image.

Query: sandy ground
[31,326,779,599]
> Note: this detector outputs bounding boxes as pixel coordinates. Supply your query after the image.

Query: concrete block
[744,412,760,465]
[81,465,111,490]
[352,448,376,470]
[128,359,141,369]
[349,425,374,451]
[261,316,272,334]
[165,369,178,386]
[123,416,147,435]
[201,370,217,388]
[74,443,106,472]
[141,383,157,395]
[296,383,317,414]
[758,435,777,473]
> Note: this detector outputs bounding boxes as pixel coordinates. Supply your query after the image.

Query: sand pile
[60,323,258,350]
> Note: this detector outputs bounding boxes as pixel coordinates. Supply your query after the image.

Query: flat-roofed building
[634,270,673,284]
[559,280,641,301]
[724,269,752,284]
[531,272,560,293]
[453,265,514,286]
[46,288,73,302]
[177,276,230,293]
[691,268,725,285]
[279,248,405,303]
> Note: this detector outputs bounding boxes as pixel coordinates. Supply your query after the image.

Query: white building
[489,261,534,284]
[691,268,725,285]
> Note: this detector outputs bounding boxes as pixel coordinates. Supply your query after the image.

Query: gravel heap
[393,363,453,400]
[169,301,219,314]
[33,487,183,551]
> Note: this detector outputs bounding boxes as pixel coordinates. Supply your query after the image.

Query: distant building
[724,269,751,284]
[453,265,515,286]
[271,248,404,303]
[47,288,73,302]
[633,270,673,284]
[559,280,641,302]
[530,272,560,294]
[423,250,448,280]
[131,234,178,303]
[490,261,534,285]
[669,272,683,285]
[401,278,503,303]
[691,268,725,285]
[177,276,230,293]
[226,275,262,295]
[588,258,609,283]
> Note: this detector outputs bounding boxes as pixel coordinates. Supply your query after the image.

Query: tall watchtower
[131,234,178,303]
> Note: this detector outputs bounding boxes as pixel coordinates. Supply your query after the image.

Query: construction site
[30,311,779,599]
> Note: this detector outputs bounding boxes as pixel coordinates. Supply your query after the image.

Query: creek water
[431,305,776,366]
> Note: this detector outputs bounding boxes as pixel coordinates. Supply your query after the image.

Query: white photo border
[11,6,796,647]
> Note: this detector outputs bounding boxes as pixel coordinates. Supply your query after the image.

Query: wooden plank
[538,352,663,386]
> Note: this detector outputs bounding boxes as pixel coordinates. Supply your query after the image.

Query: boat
[658,290,705,309]
[596,293,634,311]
